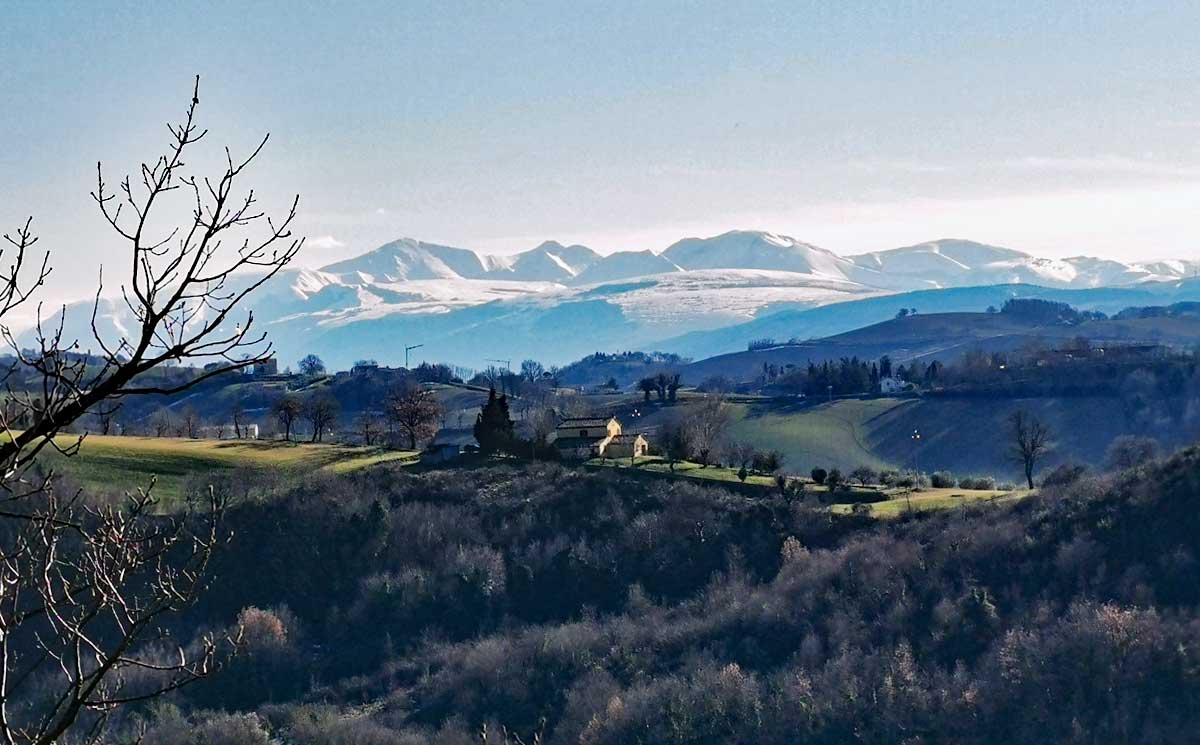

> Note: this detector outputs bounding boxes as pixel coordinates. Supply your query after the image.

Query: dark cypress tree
[474,387,515,455]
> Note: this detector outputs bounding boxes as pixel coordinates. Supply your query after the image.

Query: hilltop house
[552,415,648,460]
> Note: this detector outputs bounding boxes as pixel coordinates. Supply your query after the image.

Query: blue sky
[3,1,1200,298]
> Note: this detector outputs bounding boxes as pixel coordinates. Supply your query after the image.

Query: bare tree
[519,359,544,382]
[149,407,173,438]
[271,394,303,442]
[728,441,757,470]
[302,393,340,443]
[0,77,295,744]
[0,75,299,473]
[230,401,245,439]
[355,412,383,446]
[385,382,442,450]
[297,354,325,378]
[179,406,200,438]
[682,395,730,467]
[90,406,116,436]
[1009,410,1052,489]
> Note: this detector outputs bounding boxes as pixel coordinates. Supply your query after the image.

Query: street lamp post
[404,344,424,369]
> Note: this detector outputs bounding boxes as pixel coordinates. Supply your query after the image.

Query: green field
[585,455,885,498]
[830,487,1030,518]
[587,456,781,487]
[726,398,914,472]
[42,436,419,501]
[715,393,1190,479]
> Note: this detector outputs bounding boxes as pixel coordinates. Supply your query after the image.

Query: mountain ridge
[26,230,1200,370]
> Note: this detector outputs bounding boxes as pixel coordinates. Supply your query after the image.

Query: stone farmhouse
[552,415,648,460]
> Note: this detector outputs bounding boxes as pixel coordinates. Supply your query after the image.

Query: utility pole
[910,428,921,473]
[404,344,424,369]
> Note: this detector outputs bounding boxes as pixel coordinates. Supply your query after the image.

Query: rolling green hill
[683,310,1200,382]
[720,394,1196,479]
[41,436,419,501]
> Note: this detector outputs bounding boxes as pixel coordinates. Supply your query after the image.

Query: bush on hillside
[930,471,956,488]
[1041,462,1089,488]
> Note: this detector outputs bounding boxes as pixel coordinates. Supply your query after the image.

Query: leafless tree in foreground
[1009,409,1052,489]
[0,76,300,744]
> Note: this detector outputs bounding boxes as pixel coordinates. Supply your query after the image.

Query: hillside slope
[683,307,1200,382]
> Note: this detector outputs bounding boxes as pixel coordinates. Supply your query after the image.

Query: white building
[879,376,913,395]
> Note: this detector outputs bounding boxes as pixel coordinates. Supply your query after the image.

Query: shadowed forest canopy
[80,445,1200,744]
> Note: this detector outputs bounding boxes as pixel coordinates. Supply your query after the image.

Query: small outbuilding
[424,428,476,463]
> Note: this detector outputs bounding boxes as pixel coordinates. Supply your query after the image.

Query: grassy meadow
[41,435,419,501]
[725,397,914,472]
[829,486,1030,518]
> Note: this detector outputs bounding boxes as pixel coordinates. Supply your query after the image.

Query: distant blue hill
[659,281,1200,360]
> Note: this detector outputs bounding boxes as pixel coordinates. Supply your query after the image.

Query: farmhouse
[552,415,648,460]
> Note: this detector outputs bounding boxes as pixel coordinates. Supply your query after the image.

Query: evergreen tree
[474,387,515,455]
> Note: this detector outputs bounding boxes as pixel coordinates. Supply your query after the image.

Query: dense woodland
[33,441,1199,744]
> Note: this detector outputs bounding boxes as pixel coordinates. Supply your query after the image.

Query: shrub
[930,471,956,488]
[850,466,877,486]
[958,476,996,490]
[1041,462,1088,488]
[825,468,844,490]
[193,713,272,745]
[810,468,827,485]
[1105,435,1159,472]
[892,471,928,489]
[753,450,784,474]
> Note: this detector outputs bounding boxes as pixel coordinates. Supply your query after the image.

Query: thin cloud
[848,159,955,174]
[1001,155,1200,178]
[306,235,346,250]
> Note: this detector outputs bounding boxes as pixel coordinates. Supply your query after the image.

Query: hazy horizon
[4,1,1200,300]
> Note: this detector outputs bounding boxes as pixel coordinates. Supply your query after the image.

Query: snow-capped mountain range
[309,232,1200,290]
[35,231,1200,369]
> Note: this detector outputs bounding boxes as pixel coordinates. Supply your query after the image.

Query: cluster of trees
[103,436,1200,744]
[637,372,682,402]
[274,381,445,449]
[770,356,945,397]
[270,392,339,442]
[999,297,1106,323]
[553,351,685,389]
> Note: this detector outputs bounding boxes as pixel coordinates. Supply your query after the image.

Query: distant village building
[252,357,278,377]
[552,416,648,460]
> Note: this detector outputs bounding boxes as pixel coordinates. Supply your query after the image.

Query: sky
[3,0,1200,303]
